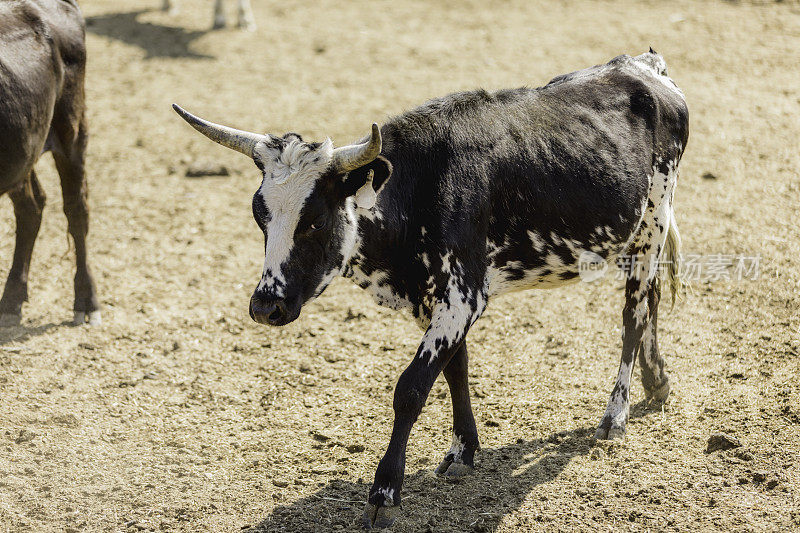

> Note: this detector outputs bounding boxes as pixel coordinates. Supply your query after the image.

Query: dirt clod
[185,161,230,178]
[706,433,742,453]
[733,448,754,461]
[14,429,36,444]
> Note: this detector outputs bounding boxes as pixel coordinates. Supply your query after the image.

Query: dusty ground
[1,0,799,531]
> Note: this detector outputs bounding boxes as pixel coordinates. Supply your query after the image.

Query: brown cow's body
[0,0,100,326]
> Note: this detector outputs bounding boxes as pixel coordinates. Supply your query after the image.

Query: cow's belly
[485,224,638,297]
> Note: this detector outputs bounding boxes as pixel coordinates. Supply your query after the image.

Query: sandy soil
[1,0,799,531]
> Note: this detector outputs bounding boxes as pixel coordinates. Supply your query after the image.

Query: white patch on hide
[417,253,485,364]
[446,433,467,462]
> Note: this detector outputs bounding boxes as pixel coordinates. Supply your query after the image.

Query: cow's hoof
[238,19,256,31]
[434,457,474,478]
[213,17,226,29]
[645,379,671,404]
[594,414,626,440]
[594,423,626,440]
[0,314,21,327]
[73,310,102,327]
[362,502,399,529]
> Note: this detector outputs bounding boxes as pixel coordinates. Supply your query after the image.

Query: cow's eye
[304,216,327,233]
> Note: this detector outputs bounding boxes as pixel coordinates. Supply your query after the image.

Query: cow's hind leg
[435,341,480,477]
[52,118,100,326]
[638,283,670,402]
[595,257,656,440]
[0,172,46,326]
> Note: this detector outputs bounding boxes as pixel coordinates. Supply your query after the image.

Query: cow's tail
[662,208,684,308]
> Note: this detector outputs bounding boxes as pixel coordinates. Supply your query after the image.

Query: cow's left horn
[331,123,382,173]
[172,104,264,158]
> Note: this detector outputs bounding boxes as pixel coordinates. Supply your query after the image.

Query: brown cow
[0,0,100,326]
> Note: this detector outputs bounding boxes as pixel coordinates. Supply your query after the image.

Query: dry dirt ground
[1,0,799,531]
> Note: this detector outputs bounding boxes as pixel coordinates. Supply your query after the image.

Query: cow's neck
[347,199,409,273]
[342,179,416,311]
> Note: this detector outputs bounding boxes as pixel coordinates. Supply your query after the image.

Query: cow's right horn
[172,104,264,158]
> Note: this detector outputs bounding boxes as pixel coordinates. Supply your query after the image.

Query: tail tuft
[663,210,684,308]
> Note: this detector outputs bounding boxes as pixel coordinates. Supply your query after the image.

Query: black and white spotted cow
[173,50,688,529]
[162,0,255,31]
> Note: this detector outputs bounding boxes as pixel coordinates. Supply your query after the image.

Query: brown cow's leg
[435,341,480,477]
[52,118,100,326]
[0,172,46,326]
[213,0,226,28]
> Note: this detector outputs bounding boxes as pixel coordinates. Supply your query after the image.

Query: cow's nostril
[268,308,282,322]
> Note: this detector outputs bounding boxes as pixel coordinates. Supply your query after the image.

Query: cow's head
[173,104,392,326]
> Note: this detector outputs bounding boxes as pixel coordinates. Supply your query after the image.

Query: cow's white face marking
[253,138,335,296]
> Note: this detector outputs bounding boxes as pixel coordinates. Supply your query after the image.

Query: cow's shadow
[246,425,595,532]
[246,403,663,531]
[0,321,68,346]
[85,9,213,59]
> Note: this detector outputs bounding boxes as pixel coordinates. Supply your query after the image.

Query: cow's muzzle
[249,293,294,326]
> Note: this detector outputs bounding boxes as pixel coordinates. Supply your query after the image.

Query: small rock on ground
[185,161,230,177]
[706,432,741,453]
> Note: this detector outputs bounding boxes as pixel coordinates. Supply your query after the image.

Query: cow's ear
[341,156,393,209]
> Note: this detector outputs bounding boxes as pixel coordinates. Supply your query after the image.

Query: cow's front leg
[435,341,479,477]
[363,300,482,529]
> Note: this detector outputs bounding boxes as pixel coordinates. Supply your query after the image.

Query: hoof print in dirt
[0,314,21,327]
[706,432,741,453]
[362,501,400,530]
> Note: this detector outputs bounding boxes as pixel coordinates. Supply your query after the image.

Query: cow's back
[0,0,84,194]
[375,52,689,296]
